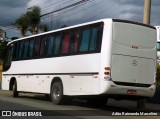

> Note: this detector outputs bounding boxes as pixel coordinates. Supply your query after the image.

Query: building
[0,29,6,41]
[0,29,11,43]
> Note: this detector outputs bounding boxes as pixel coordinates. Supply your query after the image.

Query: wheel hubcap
[53,86,60,100]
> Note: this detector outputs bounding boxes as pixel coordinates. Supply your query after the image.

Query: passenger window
[34,37,41,57]
[40,36,48,57]
[53,34,61,55]
[17,41,24,59]
[61,33,70,55]
[69,31,79,53]
[89,27,99,51]
[12,42,19,60]
[47,35,54,56]
[80,29,90,52]
[23,40,29,59]
[28,39,34,58]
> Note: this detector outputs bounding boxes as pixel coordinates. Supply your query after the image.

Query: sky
[0,0,160,38]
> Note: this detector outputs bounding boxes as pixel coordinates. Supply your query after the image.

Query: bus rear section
[105,20,157,99]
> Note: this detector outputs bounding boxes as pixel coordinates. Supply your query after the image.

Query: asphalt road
[0,90,160,119]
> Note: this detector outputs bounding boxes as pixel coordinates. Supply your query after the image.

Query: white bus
[2,19,157,107]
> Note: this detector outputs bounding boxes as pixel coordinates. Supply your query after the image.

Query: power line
[40,0,92,17]
[41,0,97,23]
[41,0,73,13]
[85,0,120,22]
[41,0,119,25]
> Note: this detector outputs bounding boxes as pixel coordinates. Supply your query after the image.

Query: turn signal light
[105,67,110,70]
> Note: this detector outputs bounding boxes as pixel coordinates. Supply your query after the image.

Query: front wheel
[51,81,65,105]
[13,81,19,97]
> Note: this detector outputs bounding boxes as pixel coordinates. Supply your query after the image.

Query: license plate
[127,90,137,94]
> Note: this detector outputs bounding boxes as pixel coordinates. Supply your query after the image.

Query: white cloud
[27,0,46,8]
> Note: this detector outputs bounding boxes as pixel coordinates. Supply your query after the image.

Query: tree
[15,14,29,36]
[26,6,41,35]
[15,6,48,36]
[0,41,7,60]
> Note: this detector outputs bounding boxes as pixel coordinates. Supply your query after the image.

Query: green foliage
[156,64,160,90]
[26,6,41,34]
[15,14,29,36]
[15,6,48,36]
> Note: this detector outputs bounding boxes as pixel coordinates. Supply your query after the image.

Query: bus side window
[69,31,79,53]
[61,32,71,55]
[17,41,24,60]
[23,40,29,59]
[89,27,99,51]
[28,39,34,58]
[34,37,41,57]
[40,36,48,57]
[53,34,61,56]
[79,29,90,52]
[47,34,54,56]
[12,42,18,60]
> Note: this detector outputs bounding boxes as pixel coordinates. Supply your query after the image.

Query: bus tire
[13,80,18,97]
[51,81,64,105]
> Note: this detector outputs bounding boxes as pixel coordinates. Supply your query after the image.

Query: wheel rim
[13,85,15,91]
[53,86,60,101]
[13,83,16,91]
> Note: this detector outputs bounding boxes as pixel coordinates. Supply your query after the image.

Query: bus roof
[8,18,156,45]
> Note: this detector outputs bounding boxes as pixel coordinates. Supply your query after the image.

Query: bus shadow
[18,93,51,102]
[17,93,160,114]
[17,93,152,112]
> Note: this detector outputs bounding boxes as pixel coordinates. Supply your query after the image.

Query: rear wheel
[51,81,65,105]
[13,81,18,97]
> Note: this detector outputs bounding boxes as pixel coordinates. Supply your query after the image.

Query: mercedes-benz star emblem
[132,60,137,66]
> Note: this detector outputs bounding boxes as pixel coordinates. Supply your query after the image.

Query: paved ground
[0,80,160,118]
[0,90,160,119]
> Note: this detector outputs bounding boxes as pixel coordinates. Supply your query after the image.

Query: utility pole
[137,1,152,109]
[143,0,151,25]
